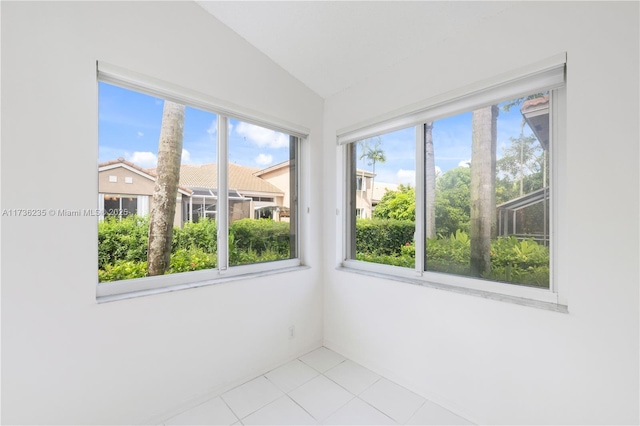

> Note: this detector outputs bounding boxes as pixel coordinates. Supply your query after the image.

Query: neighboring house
[355,169,375,218]
[98,158,290,226]
[496,94,551,243]
[98,158,193,228]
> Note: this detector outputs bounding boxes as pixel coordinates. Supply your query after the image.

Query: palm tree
[469,105,498,277]
[360,137,386,202]
[147,100,185,276]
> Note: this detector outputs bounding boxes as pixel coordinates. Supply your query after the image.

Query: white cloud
[182,149,191,163]
[236,122,288,148]
[255,153,273,165]
[137,131,144,138]
[207,118,217,139]
[397,169,416,185]
[127,151,157,168]
[458,159,471,168]
[435,165,442,176]
[207,118,233,139]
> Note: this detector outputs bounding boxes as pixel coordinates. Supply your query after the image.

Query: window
[340,55,566,308]
[103,194,138,219]
[96,63,306,301]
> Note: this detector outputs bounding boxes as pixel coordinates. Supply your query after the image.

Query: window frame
[96,62,309,302]
[339,54,567,311]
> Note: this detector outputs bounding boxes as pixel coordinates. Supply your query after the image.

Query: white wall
[324,2,639,425]
[1,2,324,424]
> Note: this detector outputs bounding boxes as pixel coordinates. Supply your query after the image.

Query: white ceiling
[196,1,512,99]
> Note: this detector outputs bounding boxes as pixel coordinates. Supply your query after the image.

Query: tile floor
[162,347,473,425]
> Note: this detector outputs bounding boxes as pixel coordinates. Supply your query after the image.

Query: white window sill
[97,264,310,304]
[337,264,568,314]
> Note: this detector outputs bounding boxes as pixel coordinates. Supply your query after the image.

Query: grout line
[283,393,320,424]
[218,394,241,425]
[355,396,400,425]
[403,399,427,425]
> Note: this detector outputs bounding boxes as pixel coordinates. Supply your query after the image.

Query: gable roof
[100,158,285,196]
[153,163,284,195]
[253,160,290,177]
[98,158,193,195]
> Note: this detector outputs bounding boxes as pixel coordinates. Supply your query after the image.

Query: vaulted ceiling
[196,1,513,99]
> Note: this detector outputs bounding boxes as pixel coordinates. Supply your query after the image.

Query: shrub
[174,218,217,254]
[98,215,149,268]
[229,219,291,256]
[169,248,216,273]
[355,219,414,256]
[98,260,147,282]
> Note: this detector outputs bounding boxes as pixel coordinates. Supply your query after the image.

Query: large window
[341,55,566,308]
[96,63,305,300]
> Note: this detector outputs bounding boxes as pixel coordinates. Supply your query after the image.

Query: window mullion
[217,116,229,272]
[414,124,425,275]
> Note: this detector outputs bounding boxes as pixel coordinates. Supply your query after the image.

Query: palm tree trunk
[425,122,436,239]
[147,100,185,276]
[470,105,497,277]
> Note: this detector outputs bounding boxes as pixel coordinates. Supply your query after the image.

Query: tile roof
[521,94,549,113]
[160,163,284,194]
[100,158,285,195]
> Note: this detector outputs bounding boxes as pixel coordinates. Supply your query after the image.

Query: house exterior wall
[98,167,183,227]
[259,167,291,208]
[323,2,639,425]
[1,2,324,425]
[98,167,156,196]
[355,174,373,218]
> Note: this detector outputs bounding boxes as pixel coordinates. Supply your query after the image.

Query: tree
[147,101,185,276]
[435,166,471,236]
[373,184,415,221]
[360,137,386,193]
[497,134,544,196]
[469,105,498,277]
[425,122,436,238]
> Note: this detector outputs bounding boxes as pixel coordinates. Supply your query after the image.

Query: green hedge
[355,227,550,288]
[98,215,150,269]
[355,218,415,256]
[98,216,292,282]
[230,218,291,256]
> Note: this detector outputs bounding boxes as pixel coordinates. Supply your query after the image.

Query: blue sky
[358,101,537,185]
[99,82,538,182]
[98,82,291,170]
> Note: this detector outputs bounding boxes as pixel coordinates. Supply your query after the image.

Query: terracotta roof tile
[152,162,284,194]
[521,95,549,113]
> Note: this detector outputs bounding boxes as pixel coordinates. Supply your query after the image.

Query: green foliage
[173,218,217,253]
[98,260,147,282]
[98,215,292,282]
[168,248,216,274]
[435,167,471,236]
[373,184,415,221]
[98,215,149,269]
[355,218,415,256]
[354,227,549,287]
[229,219,291,256]
[359,137,386,169]
[426,230,471,275]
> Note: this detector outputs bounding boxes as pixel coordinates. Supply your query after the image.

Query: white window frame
[96,62,308,302]
[338,53,567,312]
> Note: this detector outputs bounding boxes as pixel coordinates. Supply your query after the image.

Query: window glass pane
[98,82,217,283]
[349,127,416,268]
[227,119,297,267]
[426,92,550,288]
